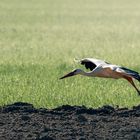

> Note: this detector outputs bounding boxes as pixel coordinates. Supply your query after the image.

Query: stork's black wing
[79,58,109,71]
[81,61,96,71]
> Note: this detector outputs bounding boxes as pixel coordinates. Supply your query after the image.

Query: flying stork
[60,58,140,95]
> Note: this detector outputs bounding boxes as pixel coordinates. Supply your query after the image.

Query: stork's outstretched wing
[79,58,108,71]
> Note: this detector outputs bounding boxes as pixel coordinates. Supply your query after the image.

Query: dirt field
[0,102,140,140]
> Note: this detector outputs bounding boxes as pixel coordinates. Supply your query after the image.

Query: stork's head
[60,69,82,79]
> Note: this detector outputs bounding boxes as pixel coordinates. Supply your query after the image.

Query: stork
[60,58,140,95]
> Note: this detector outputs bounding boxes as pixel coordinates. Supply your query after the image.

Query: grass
[0,0,140,108]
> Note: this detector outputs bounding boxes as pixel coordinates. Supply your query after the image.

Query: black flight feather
[81,61,96,71]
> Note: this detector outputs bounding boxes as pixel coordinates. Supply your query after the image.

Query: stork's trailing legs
[123,76,140,95]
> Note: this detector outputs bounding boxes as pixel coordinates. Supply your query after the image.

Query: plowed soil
[0,102,140,140]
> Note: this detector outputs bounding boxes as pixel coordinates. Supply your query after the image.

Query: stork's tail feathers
[120,67,140,82]
[137,74,140,82]
[132,74,140,82]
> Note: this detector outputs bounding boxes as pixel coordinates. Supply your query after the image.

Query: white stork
[60,58,140,95]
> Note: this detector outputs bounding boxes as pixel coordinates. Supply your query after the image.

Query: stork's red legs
[123,75,140,95]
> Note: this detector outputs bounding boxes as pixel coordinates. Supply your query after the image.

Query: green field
[0,0,140,108]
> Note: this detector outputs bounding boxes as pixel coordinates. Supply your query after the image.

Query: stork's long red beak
[60,71,75,79]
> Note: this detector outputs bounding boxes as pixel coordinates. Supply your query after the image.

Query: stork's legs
[123,76,140,95]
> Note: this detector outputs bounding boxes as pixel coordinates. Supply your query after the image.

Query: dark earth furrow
[0,102,140,140]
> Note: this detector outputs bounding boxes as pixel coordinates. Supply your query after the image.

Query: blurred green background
[0,0,140,108]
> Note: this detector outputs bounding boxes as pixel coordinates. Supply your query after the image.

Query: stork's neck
[79,70,93,77]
